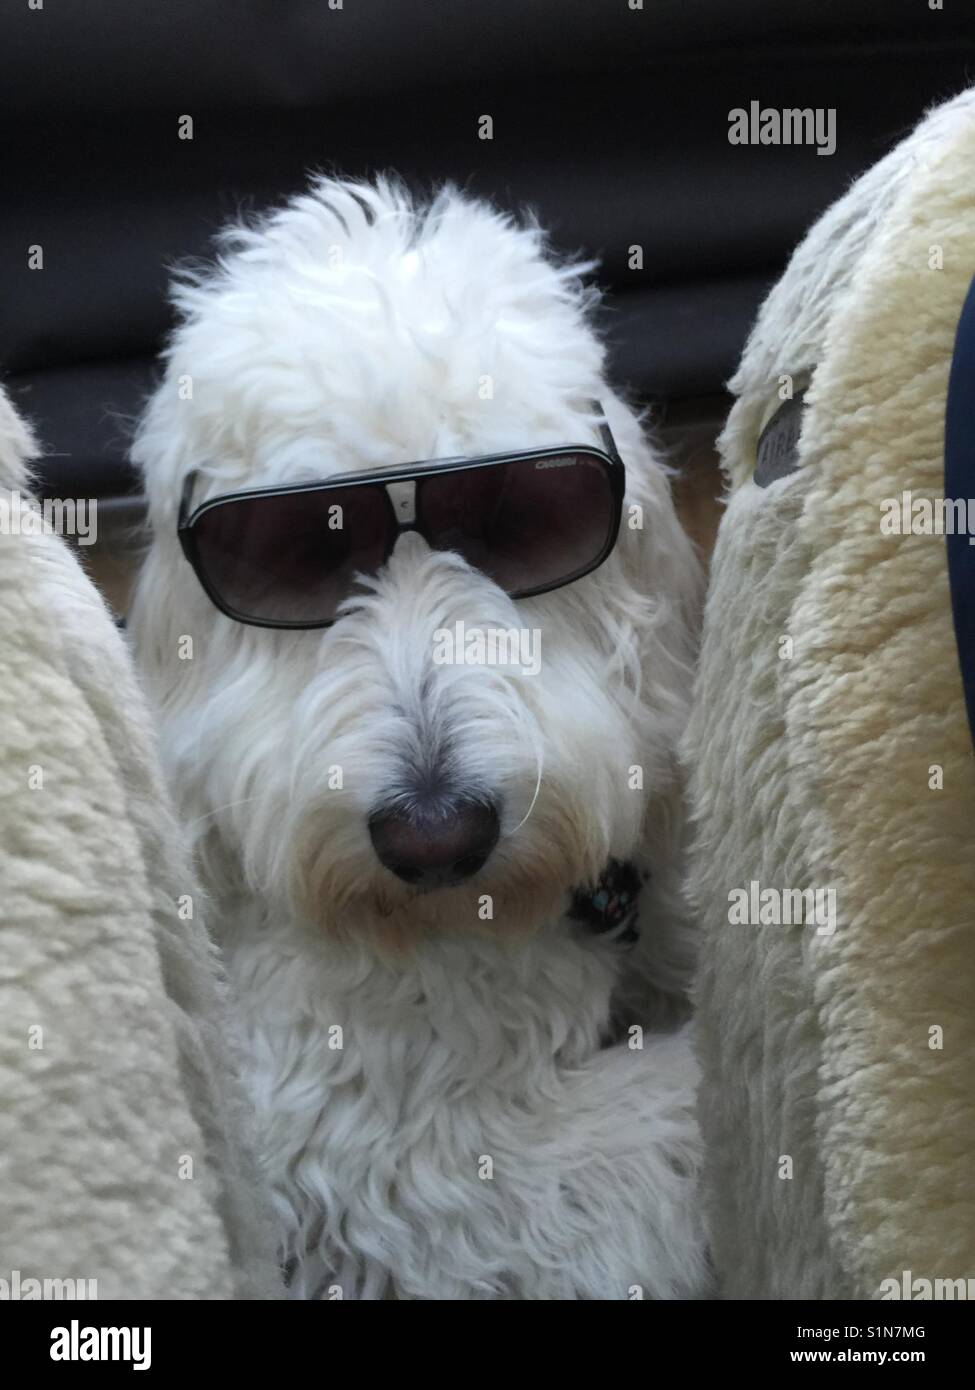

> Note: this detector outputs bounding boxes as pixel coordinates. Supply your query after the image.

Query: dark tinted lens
[190,485,394,624]
[418,452,617,594]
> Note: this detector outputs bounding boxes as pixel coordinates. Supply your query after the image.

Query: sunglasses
[177,407,625,629]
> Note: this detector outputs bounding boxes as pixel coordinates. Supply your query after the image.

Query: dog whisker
[186,795,259,829]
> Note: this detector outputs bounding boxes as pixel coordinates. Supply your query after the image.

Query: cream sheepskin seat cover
[0,389,282,1299]
[686,89,975,1299]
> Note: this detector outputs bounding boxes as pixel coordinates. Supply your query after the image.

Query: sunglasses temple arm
[591,400,623,465]
[178,470,199,529]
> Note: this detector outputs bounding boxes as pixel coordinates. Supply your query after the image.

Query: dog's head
[131,178,701,944]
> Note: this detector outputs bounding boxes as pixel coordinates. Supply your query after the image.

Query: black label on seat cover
[755,390,806,486]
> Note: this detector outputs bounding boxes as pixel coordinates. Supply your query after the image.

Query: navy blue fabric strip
[945,274,975,754]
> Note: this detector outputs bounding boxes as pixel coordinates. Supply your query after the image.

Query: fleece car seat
[686,88,975,1300]
[0,387,281,1299]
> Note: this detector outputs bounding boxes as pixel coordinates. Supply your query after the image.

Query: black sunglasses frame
[177,409,625,630]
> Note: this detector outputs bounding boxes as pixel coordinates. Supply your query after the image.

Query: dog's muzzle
[368,794,500,892]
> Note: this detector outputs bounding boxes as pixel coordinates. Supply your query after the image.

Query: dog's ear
[592,396,703,1012]
[607,397,704,640]
[597,394,703,751]
[131,370,200,538]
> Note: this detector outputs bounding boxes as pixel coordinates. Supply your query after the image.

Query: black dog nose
[369,795,500,890]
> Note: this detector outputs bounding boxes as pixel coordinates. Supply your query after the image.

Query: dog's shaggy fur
[130,178,708,1299]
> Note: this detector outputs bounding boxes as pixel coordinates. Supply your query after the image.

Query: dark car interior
[4,0,973,604]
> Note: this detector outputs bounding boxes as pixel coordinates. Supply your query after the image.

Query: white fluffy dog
[130,178,708,1299]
